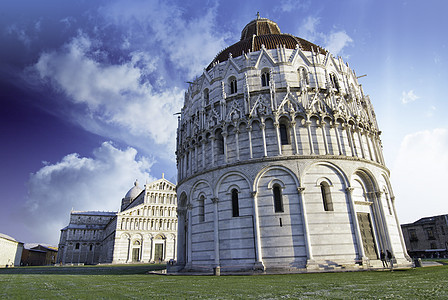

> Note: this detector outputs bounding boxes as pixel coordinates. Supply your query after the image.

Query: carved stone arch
[249,118,262,127]
[254,165,300,191]
[190,179,213,202]
[301,161,350,188]
[120,233,131,240]
[215,171,252,197]
[132,233,143,240]
[267,178,286,189]
[380,173,394,200]
[178,191,188,209]
[350,168,380,194]
[316,176,334,187]
[154,233,166,240]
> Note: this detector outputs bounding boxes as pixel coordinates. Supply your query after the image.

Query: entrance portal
[132,248,140,262]
[154,244,164,262]
[357,212,378,259]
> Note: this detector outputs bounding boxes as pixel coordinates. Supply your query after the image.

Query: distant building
[57,177,177,264]
[401,215,448,258]
[21,244,58,266]
[0,233,24,267]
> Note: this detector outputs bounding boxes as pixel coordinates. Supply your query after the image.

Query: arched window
[280,123,289,145]
[204,89,209,105]
[75,243,80,250]
[273,184,284,213]
[216,130,224,154]
[329,73,340,92]
[320,182,333,211]
[198,195,205,222]
[231,189,239,217]
[229,78,237,94]
[298,67,309,85]
[261,71,270,87]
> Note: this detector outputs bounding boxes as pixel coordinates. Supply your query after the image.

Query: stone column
[222,132,228,164]
[127,237,131,263]
[332,122,343,155]
[187,204,193,264]
[176,208,186,265]
[235,129,240,161]
[374,191,391,251]
[274,122,282,155]
[365,132,373,160]
[356,128,366,158]
[247,125,253,159]
[297,187,315,268]
[201,139,206,169]
[305,120,314,154]
[194,144,199,172]
[188,147,193,175]
[150,237,154,262]
[250,191,264,270]
[210,135,215,167]
[346,187,366,260]
[345,125,356,157]
[261,123,268,157]
[320,121,329,154]
[211,198,220,267]
[291,121,299,155]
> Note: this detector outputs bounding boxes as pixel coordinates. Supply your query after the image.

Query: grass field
[1,264,448,299]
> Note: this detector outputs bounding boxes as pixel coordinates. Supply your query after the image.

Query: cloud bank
[392,128,448,223]
[25,0,228,162]
[22,142,154,245]
[298,16,353,56]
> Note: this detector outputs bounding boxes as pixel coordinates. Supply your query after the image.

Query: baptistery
[175,16,411,272]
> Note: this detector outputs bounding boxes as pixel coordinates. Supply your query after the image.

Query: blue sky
[1,0,447,245]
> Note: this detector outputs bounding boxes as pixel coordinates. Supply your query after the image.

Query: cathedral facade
[175,17,411,272]
[57,177,177,264]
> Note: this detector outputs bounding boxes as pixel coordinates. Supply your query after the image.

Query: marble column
[211,197,220,267]
[346,187,365,259]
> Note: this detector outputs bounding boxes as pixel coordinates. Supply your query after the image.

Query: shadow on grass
[0,264,166,275]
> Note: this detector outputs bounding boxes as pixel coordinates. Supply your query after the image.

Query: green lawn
[1,264,448,299]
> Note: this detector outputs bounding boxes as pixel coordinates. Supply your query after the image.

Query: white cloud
[325,31,353,57]
[275,0,310,12]
[21,142,154,245]
[401,89,419,104]
[102,0,228,77]
[26,1,229,162]
[392,129,448,224]
[31,33,184,159]
[297,16,353,56]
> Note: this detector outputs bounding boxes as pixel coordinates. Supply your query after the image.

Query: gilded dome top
[207,16,326,70]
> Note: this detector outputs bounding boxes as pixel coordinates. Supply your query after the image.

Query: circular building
[175,17,411,272]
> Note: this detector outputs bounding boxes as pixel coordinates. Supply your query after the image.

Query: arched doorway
[352,171,379,260]
[153,234,166,262]
[131,240,141,262]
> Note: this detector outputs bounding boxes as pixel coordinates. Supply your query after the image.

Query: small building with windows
[174,16,411,273]
[57,176,177,264]
[401,214,448,259]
